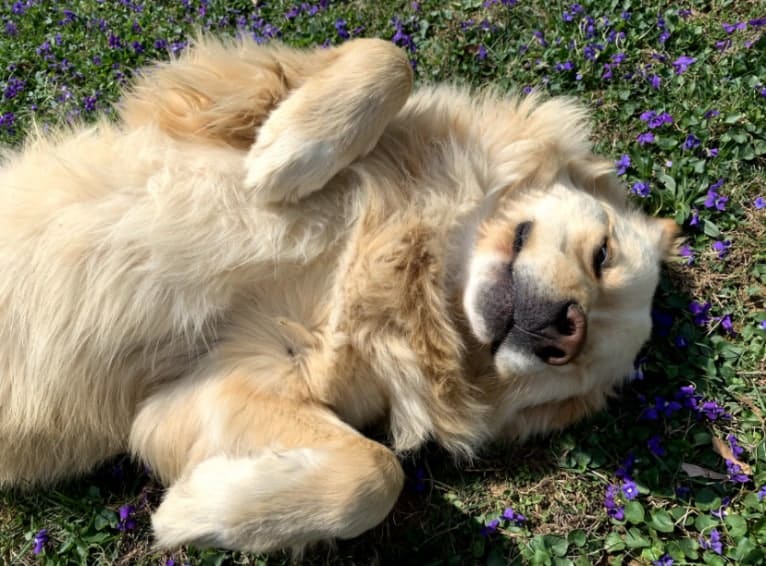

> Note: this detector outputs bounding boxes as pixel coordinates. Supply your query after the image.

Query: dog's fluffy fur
[0,38,677,552]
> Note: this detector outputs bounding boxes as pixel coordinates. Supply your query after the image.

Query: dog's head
[457,108,678,426]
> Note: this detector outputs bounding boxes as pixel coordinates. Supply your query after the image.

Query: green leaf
[725,514,748,538]
[733,537,758,562]
[624,501,645,525]
[657,172,676,194]
[702,219,721,238]
[649,509,675,533]
[657,137,679,150]
[568,529,587,548]
[625,527,651,549]
[604,531,625,553]
[679,537,700,559]
[543,535,568,557]
[695,489,721,512]
[702,551,725,566]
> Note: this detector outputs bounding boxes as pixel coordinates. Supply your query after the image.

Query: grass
[1,0,765,564]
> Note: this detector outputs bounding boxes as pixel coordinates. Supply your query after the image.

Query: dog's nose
[533,302,587,366]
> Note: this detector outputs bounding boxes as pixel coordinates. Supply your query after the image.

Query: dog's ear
[565,157,627,209]
[650,217,681,261]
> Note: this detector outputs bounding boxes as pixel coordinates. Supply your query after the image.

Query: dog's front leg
[244,38,413,205]
[130,372,404,553]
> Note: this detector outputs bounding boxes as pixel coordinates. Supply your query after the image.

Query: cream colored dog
[0,37,677,553]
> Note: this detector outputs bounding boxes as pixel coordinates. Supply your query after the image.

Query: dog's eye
[593,239,609,277]
[512,221,533,255]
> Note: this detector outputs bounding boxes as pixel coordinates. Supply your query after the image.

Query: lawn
[1,0,765,565]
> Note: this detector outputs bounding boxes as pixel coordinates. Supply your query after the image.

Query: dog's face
[462,167,676,411]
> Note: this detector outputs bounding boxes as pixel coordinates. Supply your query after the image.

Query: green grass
[1,0,765,564]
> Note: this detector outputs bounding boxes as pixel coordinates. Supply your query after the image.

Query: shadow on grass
[2,269,728,566]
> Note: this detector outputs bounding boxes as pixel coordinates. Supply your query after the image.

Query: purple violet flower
[3,77,24,100]
[727,434,744,459]
[604,485,625,520]
[334,18,350,40]
[726,460,749,484]
[637,132,655,145]
[32,529,48,555]
[631,181,650,197]
[675,385,700,410]
[621,479,639,500]
[679,244,694,265]
[712,240,731,259]
[108,32,122,49]
[673,55,696,74]
[700,528,723,554]
[682,133,701,150]
[689,301,711,326]
[689,208,700,226]
[391,17,417,53]
[757,485,766,501]
[654,555,673,566]
[615,154,630,175]
[716,39,732,52]
[718,314,735,335]
[117,504,137,532]
[722,22,747,33]
[700,400,728,421]
[0,111,14,129]
[704,179,728,211]
[644,111,673,129]
[480,518,500,536]
[502,507,526,524]
[754,196,765,209]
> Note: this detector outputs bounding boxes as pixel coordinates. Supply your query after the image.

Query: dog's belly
[214,265,389,432]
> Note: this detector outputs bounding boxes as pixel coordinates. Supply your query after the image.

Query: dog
[0,37,677,553]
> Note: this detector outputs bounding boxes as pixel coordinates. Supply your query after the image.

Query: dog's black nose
[532,301,587,365]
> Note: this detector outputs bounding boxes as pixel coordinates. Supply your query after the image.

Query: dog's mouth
[489,316,514,355]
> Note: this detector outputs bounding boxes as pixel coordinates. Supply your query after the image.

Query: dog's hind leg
[130,371,404,553]
[120,37,413,205]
